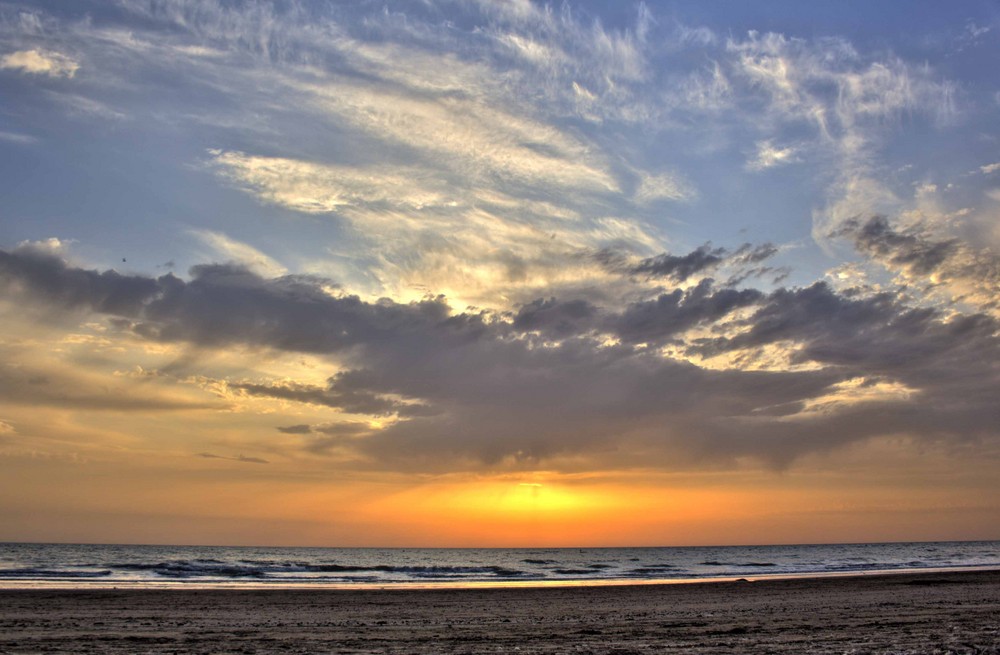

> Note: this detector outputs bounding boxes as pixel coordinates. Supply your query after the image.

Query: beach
[1,570,998,654]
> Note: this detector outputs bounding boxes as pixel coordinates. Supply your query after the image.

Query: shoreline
[2,563,999,591]
[3,569,999,653]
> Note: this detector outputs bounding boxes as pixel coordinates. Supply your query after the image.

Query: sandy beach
[1,570,998,654]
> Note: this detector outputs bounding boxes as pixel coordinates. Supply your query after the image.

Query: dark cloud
[0,246,460,353]
[0,364,220,412]
[619,242,779,283]
[730,243,780,265]
[234,372,431,417]
[0,245,162,316]
[313,422,372,436]
[514,279,763,344]
[513,298,598,337]
[630,244,727,281]
[139,264,457,354]
[693,282,900,355]
[836,216,957,275]
[2,246,997,471]
[273,422,374,454]
[692,281,1000,439]
[833,216,1000,313]
[197,452,269,464]
[613,279,764,345]
[276,424,312,434]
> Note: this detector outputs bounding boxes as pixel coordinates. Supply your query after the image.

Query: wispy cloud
[747,140,798,171]
[294,76,618,194]
[0,130,36,144]
[190,228,287,278]
[0,48,78,77]
[633,172,693,204]
[208,150,655,307]
[48,92,127,121]
[208,151,454,214]
[198,452,269,464]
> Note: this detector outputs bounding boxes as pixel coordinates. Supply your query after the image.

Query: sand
[1,570,998,654]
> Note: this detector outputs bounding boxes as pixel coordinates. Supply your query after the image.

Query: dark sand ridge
[2,570,998,654]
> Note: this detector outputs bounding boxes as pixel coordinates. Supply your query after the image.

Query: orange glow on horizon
[356,475,762,547]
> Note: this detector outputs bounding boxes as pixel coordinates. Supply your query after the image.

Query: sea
[1,541,997,589]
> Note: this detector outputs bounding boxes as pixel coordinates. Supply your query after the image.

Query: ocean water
[0,541,997,588]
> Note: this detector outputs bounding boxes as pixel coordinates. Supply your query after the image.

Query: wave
[2,541,996,587]
[553,568,598,575]
[104,560,532,579]
[0,568,112,578]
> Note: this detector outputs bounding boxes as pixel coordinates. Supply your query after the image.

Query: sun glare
[444,480,600,517]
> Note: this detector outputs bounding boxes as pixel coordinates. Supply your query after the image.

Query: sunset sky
[1,0,998,547]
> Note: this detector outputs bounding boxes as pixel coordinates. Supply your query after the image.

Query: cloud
[0,48,78,77]
[208,151,455,214]
[629,245,727,282]
[207,150,653,308]
[980,162,1000,175]
[294,77,618,195]
[11,2,966,314]
[835,216,957,275]
[231,375,431,418]
[612,280,765,346]
[276,424,312,435]
[17,237,70,254]
[730,243,780,265]
[273,421,376,454]
[471,0,654,122]
[691,281,999,406]
[1,5,997,477]
[633,172,693,204]
[621,242,778,283]
[833,215,1000,314]
[48,93,127,121]
[747,140,798,171]
[723,30,958,247]
[0,130,37,144]
[727,31,954,133]
[190,229,287,278]
[2,245,996,472]
[0,360,219,413]
[0,243,163,316]
[28,0,667,312]
[197,452,269,464]
[513,298,599,339]
[313,422,372,436]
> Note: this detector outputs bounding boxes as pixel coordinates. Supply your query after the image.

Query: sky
[0,0,998,548]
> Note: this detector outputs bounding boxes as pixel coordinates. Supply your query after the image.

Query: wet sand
[1,570,998,654]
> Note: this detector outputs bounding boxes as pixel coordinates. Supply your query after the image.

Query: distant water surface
[1,541,997,588]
